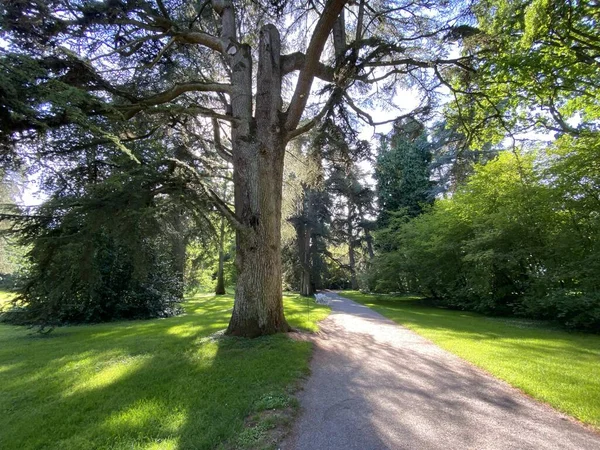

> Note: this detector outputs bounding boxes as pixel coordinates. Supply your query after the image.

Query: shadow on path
[283,293,600,450]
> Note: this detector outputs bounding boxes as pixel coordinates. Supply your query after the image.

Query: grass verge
[0,290,15,309]
[0,292,329,450]
[342,291,600,429]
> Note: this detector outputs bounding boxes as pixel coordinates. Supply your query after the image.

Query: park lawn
[0,290,15,308]
[0,292,329,450]
[342,291,600,429]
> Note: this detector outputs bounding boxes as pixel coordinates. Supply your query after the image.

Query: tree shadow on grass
[354,296,600,352]
[0,295,313,450]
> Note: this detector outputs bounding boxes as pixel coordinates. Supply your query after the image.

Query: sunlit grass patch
[0,293,329,449]
[0,290,15,309]
[342,291,600,429]
[284,292,330,332]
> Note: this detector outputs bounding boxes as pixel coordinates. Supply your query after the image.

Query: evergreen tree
[375,119,434,222]
[0,0,483,335]
[328,164,375,290]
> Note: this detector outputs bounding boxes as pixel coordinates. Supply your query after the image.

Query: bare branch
[132,105,237,122]
[140,81,233,105]
[173,32,225,53]
[156,0,171,20]
[89,34,166,61]
[355,0,366,42]
[343,94,397,127]
[332,8,346,64]
[547,101,581,135]
[364,56,475,72]
[120,82,233,119]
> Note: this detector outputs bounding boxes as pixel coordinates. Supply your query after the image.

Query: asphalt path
[283,292,600,450]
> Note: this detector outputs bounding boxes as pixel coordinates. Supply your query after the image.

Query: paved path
[283,293,600,450]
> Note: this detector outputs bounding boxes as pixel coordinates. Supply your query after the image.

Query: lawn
[0,290,15,308]
[342,291,600,429]
[0,292,329,450]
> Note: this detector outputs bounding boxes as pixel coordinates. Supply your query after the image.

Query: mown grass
[0,290,15,308]
[342,291,600,429]
[0,292,329,450]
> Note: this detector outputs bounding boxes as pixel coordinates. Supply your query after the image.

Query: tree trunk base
[225,318,291,338]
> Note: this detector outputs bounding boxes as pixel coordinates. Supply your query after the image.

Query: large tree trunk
[215,216,226,295]
[226,25,290,337]
[364,227,375,260]
[349,239,359,290]
[171,208,187,299]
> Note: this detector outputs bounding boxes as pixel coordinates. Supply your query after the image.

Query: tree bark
[348,206,359,290]
[171,208,187,299]
[225,25,290,336]
[215,215,226,295]
[364,227,375,260]
[349,239,359,290]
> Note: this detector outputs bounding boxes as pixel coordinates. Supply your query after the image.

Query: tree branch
[148,37,176,69]
[172,32,225,53]
[211,118,233,163]
[286,91,339,142]
[363,56,475,73]
[323,249,352,271]
[165,158,246,231]
[284,0,348,131]
[343,94,397,127]
[140,81,232,105]
[122,104,237,122]
[281,52,335,81]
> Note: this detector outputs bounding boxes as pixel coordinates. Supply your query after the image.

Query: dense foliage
[0,162,203,326]
[375,119,434,221]
[370,141,600,331]
[10,226,184,327]
[452,0,599,144]
[365,0,600,332]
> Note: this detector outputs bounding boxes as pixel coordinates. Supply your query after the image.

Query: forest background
[0,0,598,332]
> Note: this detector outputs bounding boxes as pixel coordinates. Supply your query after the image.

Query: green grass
[342,291,600,429]
[0,293,329,450]
[0,290,15,309]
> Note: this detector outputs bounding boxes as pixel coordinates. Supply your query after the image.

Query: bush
[2,229,183,328]
[370,145,600,331]
[1,186,187,327]
[520,291,600,332]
